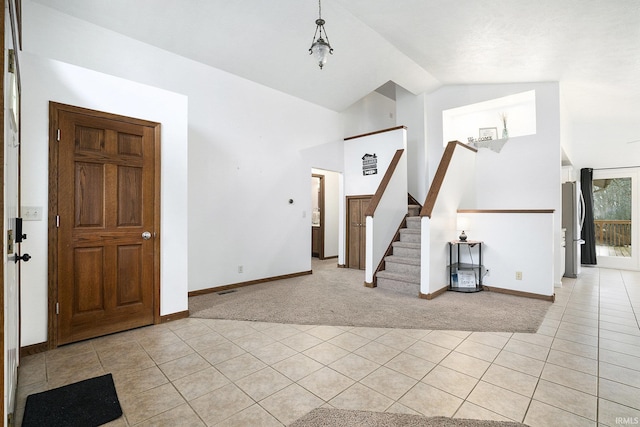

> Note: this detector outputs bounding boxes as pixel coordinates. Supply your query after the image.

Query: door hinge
[56,302,59,315]
[8,49,15,74]
[56,215,60,227]
[57,129,61,141]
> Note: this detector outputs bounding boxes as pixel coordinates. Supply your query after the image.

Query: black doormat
[22,373,123,427]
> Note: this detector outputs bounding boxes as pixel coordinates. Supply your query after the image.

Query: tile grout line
[521,276,571,425]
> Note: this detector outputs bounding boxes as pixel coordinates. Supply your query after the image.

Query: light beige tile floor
[15,266,640,426]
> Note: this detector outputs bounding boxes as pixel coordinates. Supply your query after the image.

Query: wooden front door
[50,103,160,346]
[347,196,371,269]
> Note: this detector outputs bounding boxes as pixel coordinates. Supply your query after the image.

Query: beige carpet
[189,259,551,333]
[288,408,528,426]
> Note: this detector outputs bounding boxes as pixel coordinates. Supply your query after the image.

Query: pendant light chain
[317,0,332,53]
[309,0,334,69]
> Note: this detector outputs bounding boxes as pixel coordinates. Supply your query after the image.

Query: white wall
[396,87,428,202]
[342,91,396,138]
[460,212,555,297]
[343,86,430,204]
[426,83,562,290]
[442,90,536,144]
[561,82,640,171]
[21,0,345,346]
[20,53,189,346]
[422,144,477,295]
[344,128,407,196]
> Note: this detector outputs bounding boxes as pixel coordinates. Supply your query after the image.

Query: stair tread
[392,241,421,249]
[376,270,420,284]
[384,255,421,265]
[399,228,420,234]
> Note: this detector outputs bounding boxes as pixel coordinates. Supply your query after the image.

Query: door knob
[15,253,31,263]
[142,231,152,240]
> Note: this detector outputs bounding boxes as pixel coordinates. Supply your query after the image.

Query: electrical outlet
[238,265,243,273]
[515,271,523,280]
[22,206,43,221]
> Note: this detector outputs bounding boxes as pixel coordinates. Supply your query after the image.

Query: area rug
[22,373,123,427]
[189,259,551,333]
[289,408,527,426]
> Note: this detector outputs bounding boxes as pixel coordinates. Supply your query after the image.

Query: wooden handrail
[344,126,407,141]
[420,141,477,218]
[364,149,405,217]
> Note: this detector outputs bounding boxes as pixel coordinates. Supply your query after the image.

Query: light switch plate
[22,206,43,221]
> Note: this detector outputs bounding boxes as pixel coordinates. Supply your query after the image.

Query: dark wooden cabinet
[312,226,321,257]
[347,196,371,269]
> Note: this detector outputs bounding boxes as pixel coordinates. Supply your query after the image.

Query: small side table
[448,240,484,293]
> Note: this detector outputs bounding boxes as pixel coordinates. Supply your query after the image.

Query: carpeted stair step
[383,255,421,277]
[399,228,420,243]
[376,271,420,296]
[405,216,421,230]
[391,241,420,258]
[408,204,421,217]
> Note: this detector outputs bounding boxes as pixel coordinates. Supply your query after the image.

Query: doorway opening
[310,168,340,262]
[311,174,324,259]
[592,168,638,270]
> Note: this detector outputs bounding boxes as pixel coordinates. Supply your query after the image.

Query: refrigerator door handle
[579,189,586,232]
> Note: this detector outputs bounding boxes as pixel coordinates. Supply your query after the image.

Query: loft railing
[594,220,631,246]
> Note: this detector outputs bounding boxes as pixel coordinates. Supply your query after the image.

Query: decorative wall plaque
[362,153,377,176]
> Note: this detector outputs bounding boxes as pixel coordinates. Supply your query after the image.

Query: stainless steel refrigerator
[562,181,585,278]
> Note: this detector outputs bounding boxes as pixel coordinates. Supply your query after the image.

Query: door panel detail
[73,247,105,313]
[75,125,104,152]
[75,162,105,227]
[118,166,143,226]
[117,244,143,305]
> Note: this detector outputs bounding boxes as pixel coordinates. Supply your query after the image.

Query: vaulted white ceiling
[30,0,640,163]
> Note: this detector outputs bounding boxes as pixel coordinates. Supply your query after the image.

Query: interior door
[347,196,370,269]
[52,103,160,346]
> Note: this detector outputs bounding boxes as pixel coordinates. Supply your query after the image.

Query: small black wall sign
[362,153,377,176]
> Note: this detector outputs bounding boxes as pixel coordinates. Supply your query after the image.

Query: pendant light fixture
[309,0,333,69]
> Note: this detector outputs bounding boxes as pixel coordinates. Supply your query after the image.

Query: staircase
[375,204,422,296]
